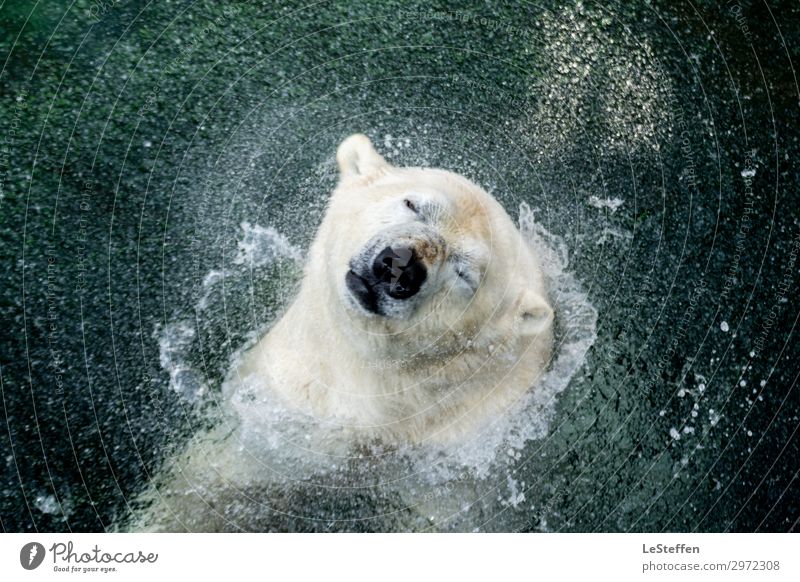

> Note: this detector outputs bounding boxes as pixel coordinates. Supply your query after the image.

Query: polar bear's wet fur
[133,135,553,530]
[237,134,553,442]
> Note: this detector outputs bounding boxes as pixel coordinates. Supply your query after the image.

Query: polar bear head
[307,134,553,364]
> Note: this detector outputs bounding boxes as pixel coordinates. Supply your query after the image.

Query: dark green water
[1,0,798,532]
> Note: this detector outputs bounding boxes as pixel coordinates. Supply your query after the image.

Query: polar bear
[131,134,553,531]
[235,133,554,443]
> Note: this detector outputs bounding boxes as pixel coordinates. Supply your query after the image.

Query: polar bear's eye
[403,199,418,213]
[455,266,478,292]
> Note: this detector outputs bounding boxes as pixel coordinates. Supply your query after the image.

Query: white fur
[234,134,553,443]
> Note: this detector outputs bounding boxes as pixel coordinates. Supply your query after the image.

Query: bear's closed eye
[454,265,479,291]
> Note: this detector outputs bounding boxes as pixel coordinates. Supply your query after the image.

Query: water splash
[400,203,598,484]
[157,221,304,402]
[146,206,597,531]
[233,221,303,267]
[156,320,206,402]
[517,2,674,160]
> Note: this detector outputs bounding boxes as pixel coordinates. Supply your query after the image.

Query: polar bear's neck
[254,281,539,444]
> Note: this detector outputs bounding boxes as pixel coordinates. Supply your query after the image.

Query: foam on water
[153,203,597,530]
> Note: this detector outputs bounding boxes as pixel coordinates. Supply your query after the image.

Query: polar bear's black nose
[373,245,427,299]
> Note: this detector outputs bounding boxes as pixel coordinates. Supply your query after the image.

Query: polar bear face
[307,134,553,363]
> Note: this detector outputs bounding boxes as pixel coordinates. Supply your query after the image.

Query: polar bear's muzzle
[346,243,429,316]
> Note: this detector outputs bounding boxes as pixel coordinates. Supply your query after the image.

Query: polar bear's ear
[336,134,389,180]
[517,291,554,336]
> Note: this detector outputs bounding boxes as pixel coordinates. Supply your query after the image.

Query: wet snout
[372,245,426,299]
[346,232,444,316]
